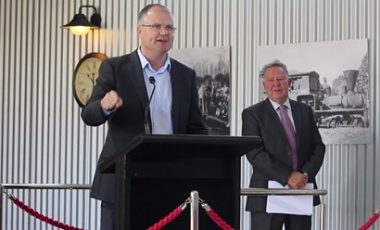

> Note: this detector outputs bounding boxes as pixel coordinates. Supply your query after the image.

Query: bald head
[138,4,174,25]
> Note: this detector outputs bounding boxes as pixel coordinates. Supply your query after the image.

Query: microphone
[144,76,156,134]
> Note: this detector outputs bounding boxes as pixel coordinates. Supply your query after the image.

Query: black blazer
[82,50,207,202]
[242,98,325,212]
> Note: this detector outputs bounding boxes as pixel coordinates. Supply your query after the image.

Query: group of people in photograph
[197,74,230,127]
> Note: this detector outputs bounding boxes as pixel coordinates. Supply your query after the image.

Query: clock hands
[85,72,97,85]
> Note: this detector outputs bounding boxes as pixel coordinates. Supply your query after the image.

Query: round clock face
[73,52,107,107]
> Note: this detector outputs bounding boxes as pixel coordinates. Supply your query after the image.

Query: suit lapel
[264,98,295,165]
[128,51,149,111]
[289,100,301,153]
[170,59,180,133]
[264,99,287,142]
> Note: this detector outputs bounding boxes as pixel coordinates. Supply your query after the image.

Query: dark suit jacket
[81,50,207,202]
[242,98,325,212]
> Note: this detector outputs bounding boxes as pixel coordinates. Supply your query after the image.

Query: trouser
[101,201,114,230]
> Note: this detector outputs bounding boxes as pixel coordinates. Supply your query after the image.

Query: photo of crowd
[197,73,230,134]
[170,47,231,135]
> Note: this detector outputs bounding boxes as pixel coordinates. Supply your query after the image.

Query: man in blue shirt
[81,4,207,229]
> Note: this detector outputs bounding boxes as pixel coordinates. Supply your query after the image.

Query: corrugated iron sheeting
[1,0,379,229]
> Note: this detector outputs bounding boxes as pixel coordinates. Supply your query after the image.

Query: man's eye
[152,24,161,29]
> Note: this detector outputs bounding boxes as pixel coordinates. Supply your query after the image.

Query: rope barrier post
[190,190,199,230]
[320,203,325,230]
[0,185,3,229]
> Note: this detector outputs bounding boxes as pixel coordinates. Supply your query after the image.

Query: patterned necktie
[278,104,297,170]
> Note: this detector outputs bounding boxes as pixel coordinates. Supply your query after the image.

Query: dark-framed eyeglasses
[139,24,177,33]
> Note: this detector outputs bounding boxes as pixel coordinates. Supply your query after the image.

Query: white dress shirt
[138,48,173,134]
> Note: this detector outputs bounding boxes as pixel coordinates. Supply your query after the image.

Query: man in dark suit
[242,61,325,230]
[81,4,207,229]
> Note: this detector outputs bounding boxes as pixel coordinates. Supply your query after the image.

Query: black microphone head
[148,76,156,84]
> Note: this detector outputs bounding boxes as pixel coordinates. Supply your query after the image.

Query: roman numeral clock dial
[73,52,107,107]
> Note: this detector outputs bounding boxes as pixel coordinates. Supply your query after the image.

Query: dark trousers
[251,212,311,230]
[101,201,114,230]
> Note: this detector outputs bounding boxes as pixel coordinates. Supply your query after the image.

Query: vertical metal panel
[1,0,380,229]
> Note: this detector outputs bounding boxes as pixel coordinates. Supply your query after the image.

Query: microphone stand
[144,76,156,134]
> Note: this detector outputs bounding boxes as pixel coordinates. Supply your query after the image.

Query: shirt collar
[137,48,172,73]
[268,98,292,111]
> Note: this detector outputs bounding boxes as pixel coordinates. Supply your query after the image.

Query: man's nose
[159,28,169,35]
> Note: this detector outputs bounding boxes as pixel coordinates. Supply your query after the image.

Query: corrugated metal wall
[1,0,379,229]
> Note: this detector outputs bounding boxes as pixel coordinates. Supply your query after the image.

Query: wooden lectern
[99,134,261,229]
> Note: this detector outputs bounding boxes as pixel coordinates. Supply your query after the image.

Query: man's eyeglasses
[139,24,177,33]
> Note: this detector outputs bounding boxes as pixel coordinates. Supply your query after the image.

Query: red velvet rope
[358,211,380,230]
[205,208,235,230]
[10,196,83,230]
[6,189,379,230]
[146,206,185,230]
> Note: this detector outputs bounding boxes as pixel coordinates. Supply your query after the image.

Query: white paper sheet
[266,180,313,216]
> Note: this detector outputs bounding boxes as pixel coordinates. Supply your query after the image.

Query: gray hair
[261,60,289,77]
[137,4,173,25]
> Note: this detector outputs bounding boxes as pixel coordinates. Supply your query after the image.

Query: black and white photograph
[258,39,369,144]
[170,46,231,135]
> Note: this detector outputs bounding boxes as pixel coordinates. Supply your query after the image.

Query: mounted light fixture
[62,5,101,36]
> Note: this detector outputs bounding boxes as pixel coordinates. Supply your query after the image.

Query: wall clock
[73,52,107,107]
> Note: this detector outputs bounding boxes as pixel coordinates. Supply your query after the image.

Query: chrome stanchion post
[320,203,325,230]
[0,184,3,229]
[190,190,199,230]
[0,184,8,230]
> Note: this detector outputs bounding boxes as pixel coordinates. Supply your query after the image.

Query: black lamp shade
[90,13,102,27]
[62,5,102,35]
[62,13,98,28]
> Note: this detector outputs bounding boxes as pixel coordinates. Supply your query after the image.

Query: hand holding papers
[266,180,314,215]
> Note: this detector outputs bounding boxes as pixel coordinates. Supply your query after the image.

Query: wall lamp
[62,5,101,36]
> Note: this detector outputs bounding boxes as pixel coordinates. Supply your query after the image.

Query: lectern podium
[99,134,261,229]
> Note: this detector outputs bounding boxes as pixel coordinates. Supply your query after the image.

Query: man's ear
[137,26,142,37]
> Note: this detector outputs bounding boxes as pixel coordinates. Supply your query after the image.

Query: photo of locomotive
[257,39,369,143]
[288,70,369,128]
